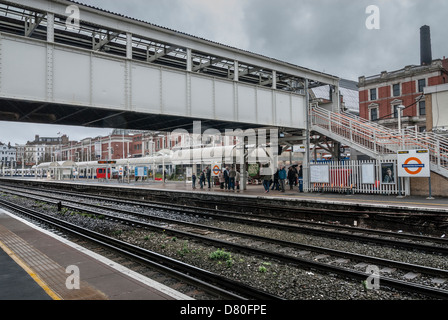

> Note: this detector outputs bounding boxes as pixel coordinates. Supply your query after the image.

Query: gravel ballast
[1,192,442,300]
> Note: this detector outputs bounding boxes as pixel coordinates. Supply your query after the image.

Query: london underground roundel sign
[211,163,222,176]
[397,150,430,178]
[403,157,424,175]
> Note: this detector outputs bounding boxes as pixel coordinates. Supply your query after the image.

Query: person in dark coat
[192,173,196,189]
[205,166,211,188]
[223,166,230,190]
[199,170,205,189]
[288,166,296,190]
[229,166,236,190]
[298,165,303,192]
[271,168,280,190]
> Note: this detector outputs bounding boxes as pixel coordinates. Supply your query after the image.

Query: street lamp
[397,104,405,145]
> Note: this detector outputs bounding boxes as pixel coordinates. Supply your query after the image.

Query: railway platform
[0,208,191,300]
[141,180,448,213]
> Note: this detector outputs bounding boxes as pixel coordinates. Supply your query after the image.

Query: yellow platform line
[0,240,62,300]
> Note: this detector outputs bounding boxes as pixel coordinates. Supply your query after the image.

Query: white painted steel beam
[5,0,339,86]
[24,12,44,37]
[0,0,343,134]
[46,12,54,43]
[192,57,219,72]
[0,33,307,129]
[147,46,179,62]
[92,31,120,51]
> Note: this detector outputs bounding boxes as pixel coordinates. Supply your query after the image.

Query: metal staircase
[309,106,448,178]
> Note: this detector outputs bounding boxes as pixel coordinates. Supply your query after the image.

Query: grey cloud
[239,0,447,80]
[1,0,447,145]
[79,0,447,81]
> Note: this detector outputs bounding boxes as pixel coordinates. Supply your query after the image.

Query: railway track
[2,185,447,254]
[0,197,281,300]
[0,185,447,299]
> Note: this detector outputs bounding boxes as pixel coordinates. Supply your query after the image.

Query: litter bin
[298,178,303,192]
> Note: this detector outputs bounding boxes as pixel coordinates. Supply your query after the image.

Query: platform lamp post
[127,155,131,184]
[397,104,405,198]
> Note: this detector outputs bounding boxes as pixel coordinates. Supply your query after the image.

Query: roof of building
[359,59,448,86]
[311,79,359,113]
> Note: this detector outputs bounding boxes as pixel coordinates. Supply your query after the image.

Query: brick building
[358,58,448,132]
[358,26,448,133]
[61,129,186,162]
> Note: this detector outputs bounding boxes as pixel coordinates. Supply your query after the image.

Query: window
[370,88,377,100]
[393,105,399,118]
[370,108,378,121]
[393,84,400,97]
[418,79,426,92]
[419,101,426,116]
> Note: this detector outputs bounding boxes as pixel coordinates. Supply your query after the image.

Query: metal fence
[305,159,406,195]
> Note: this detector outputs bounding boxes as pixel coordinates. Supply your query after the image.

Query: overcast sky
[1,0,447,145]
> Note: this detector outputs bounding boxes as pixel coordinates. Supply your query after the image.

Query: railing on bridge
[309,106,448,177]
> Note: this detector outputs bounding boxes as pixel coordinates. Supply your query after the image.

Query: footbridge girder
[0,0,339,133]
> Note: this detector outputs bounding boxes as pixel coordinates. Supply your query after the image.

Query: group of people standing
[262,165,303,193]
[191,165,241,191]
[218,165,240,192]
[191,166,211,190]
[191,164,303,194]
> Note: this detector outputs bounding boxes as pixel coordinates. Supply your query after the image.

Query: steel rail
[0,199,282,300]
[1,191,447,300]
[1,184,447,254]
[63,198,448,280]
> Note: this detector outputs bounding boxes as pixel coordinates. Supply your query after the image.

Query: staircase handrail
[310,106,448,172]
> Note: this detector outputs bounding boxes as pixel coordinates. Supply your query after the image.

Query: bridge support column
[272,70,277,89]
[234,61,239,82]
[304,79,311,192]
[126,33,132,59]
[239,138,247,191]
[186,48,192,72]
[405,177,410,196]
[47,13,54,43]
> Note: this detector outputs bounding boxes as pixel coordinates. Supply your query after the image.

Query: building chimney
[420,25,432,66]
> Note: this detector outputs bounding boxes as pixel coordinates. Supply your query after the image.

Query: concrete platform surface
[0,209,192,300]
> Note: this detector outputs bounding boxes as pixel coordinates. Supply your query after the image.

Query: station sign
[293,145,306,153]
[397,150,430,178]
[212,163,221,176]
[135,166,148,177]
